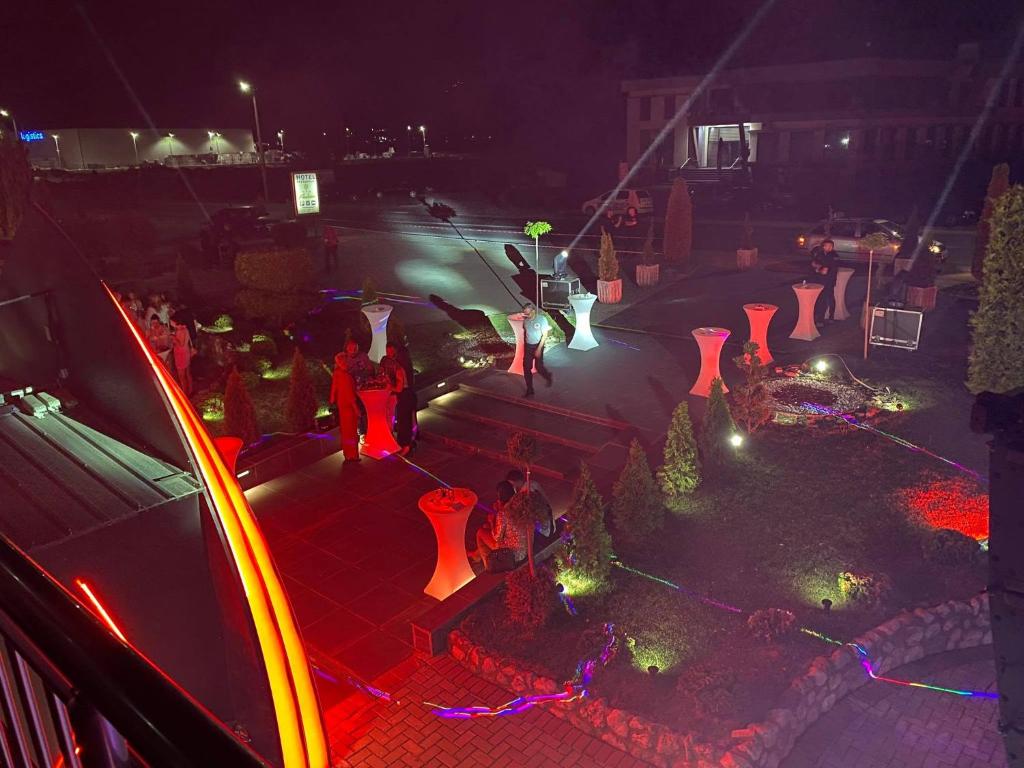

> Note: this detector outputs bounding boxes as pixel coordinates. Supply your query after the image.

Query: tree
[611,439,663,549]
[973,163,1010,281]
[504,565,557,637]
[657,401,701,511]
[564,462,613,591]
[700,378,737,473]
[224,368,258,445]
[663,177,692,265]
[598,228,619,281]
[176,253,197,306]
[362,276,378,305]
[523,220,552,307]
[642,221,657,265]
[0,132,31,242]
[731,342,773,433]
[505,490,547,577]
[968,185,1024,394]
[507,431,542,574]
[285,348,318,432]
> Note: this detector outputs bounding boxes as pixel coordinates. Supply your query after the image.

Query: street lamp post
[419,124,428,157]
[52,134,62,168]
[277,129,285,152]
[239,81,269,202]
[130,131,140,164]
[0,109,17,136]
[406,125,412,155]
[165,133,175,162]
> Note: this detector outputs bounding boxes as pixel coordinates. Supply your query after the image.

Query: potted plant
[860,231,892,330]
[596,228,622,303]
[903,241,939,311]
[636,222,660,287]
[736,213,757,269]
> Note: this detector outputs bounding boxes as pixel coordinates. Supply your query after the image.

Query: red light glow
[74,579,128,643]
[898,476,989,541]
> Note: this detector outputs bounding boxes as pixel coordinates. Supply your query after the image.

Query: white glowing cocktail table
[568,293,599,351]
[357,387,400,459]
[361,303,393,363]
[743,303,777,365]
[506,312,536,376]
[690,327,730,397]
[790,283,823,341]
[419,487,478,600]
[833,267,854,321]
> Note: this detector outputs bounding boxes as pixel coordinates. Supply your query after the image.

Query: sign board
[869,306,922,351]
[291,172,320,216]
[19,131,45,142]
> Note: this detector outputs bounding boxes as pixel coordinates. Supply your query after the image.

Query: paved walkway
[782,646,1006,768]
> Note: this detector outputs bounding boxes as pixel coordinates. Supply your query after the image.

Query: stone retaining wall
[449,592,991,768]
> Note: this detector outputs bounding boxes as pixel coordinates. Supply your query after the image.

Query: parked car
[200,205,278,266]
[795,218,946,264]
[581,188,654,216]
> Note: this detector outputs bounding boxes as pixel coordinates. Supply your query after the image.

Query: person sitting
[468,481,526,565]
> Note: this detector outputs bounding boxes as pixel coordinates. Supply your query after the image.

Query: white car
[581,188,654,217]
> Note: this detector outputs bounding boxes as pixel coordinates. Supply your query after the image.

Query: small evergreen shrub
[224,368,258,445]
[504,566,557,637]
[657,401,701,512]
[731,342,773,433]
[641,222,657,265]
[699,378,738,473]
[564,463,613,592]
[362,276,379,305]
[663,177,693,265]
[611,439,663,549]
[212,313,234,331]
[921,528,980,567]
[837,571,892,607]
[973,163,1010,280]
[285,348,318,433]
[250,332,278,358]
[746,609,796,642]
[598,229,619,281]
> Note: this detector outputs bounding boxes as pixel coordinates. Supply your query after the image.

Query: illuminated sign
[291,172,320,216]
[19,130,45,142]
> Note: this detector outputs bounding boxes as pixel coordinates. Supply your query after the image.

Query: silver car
[796,218,945,264]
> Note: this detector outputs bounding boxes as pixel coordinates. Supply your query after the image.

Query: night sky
[3,0,1021,162]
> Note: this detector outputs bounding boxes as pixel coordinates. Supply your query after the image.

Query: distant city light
[840,135,851,147]
[238,80,251,93]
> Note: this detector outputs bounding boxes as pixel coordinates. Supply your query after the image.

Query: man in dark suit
[810,239,839,324]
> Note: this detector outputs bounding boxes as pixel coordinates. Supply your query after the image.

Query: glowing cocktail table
[568,293,598,351]
[506,312,537,376]
[790,283,823,341]
[833,267,854,321]
[419,487,478,600]
[690,327,730,397]
[357,387,400,459]
[743,303,777,365]
[361,303,393,363]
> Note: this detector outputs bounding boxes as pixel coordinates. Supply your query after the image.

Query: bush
[973,163,1010,281]
[212,313,234,331]
[598,229,619,281]
[504,566,557,637]
[1,135,32,240]
[611,438,663,549]
[731,342,773,433]
[235,288,317,325]
[362,276,379,305]
[663,177,693,265]
[235,247,314,293]
[236,353,272,376]
[746,609,796,643]
[657,401,701,512]
[285,348,318,433]
[699,378,737,473]
[563,462,613,592]
[250,332,278,358]
[968,185,1024,394]
[505,490,549,577]
[224,368,258,445]
[921,528,980,567]
[837,571,892,607]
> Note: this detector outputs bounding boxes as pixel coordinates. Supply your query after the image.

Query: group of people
[328,337,417,461]
[467,469,555,569]
[117,290,197,395]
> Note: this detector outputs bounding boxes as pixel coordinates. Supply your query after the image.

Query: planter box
[905,284,937,311]
[736,247,758,270]
[635,263,660,287]
[596,278,623,303]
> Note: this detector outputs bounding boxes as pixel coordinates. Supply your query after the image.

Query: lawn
[459,370,989,746]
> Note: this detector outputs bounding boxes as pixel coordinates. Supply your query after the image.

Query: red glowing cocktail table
[743,303,777,365]
[690,327,730,397]
[506,312,537,376]
[419,487,478,600]
[790,283,823,341]
[357,386,400,459]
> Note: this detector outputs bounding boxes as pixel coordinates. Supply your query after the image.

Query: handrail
[0,534,269,768]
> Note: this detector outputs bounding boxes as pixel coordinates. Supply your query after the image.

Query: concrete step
[457,382,630,430]
[428,388,620,453]
[415,408,591,482]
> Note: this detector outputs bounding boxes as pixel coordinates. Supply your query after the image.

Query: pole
[131,135,139,164]
[251,93,269,202]
[534,238,541,308]
[53,135,62,168]
[863,249,874,360]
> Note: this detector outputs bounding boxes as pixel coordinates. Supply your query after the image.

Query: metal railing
[0,535,269,768]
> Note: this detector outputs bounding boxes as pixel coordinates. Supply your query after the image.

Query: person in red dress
[329,353,361,461]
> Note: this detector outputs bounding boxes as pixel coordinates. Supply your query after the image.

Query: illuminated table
[789,283,823,341]
[419,487,478,600]
[833,267,854,321]
[506,312,536,376]
[743,303,777,365]
[357,387,400,459]
[568,293,598,351]
[690,327,730,397]
[361,303,393,363]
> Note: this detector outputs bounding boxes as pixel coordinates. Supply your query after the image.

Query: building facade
[622,43,1024,178]
[18,128,256,169]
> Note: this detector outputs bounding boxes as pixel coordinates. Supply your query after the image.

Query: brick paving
[782,646,1006,768]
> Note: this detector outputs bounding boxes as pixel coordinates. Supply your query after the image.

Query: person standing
[521,302,553,397]
[329,353,361,462]
[810,238,838,324]
[382,342,416,454]
[322,225,339,272]
[146,316,172,366]
[171,320,194,395]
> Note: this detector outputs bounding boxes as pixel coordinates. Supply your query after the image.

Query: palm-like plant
[523,220,552,307]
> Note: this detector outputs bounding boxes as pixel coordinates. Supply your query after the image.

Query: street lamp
[0,108,17,136]
[406,125,412,155]
[239,80,269,201]
[52,134,62,168]
[276,129,285,152]
[165,133,175,160]
[130,131,140,164]
[419,124,428,157]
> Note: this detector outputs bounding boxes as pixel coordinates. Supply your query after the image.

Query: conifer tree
[285,348,318,432]
[598,228,619,281]
[565,462,613,590]
[663,177,693,265]
[224,368,258,445]
[973,163,1010,281]
[611,439,663,548]
[657,401,701,512]
[700,378,737,473]
[731,342,773,433]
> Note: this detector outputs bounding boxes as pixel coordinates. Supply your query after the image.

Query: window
[616,191,630,200]
[640,96,652,122]
[861,222,885,237]
[830,221,857,238]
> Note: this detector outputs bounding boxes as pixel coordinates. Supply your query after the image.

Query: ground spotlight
[821,598,832,613]
[729,433,744,447]
[814,359,829,373]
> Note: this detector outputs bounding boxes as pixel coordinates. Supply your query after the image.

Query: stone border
[449,592,991,768]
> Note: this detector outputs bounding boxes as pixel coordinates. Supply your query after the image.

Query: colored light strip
[612,560,745,614]
[106,288,327,768]
[74,579,128,643]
